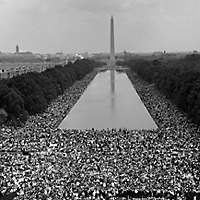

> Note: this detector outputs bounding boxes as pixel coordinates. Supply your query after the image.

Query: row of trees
[121,55,200,124]
[0,59,99,125]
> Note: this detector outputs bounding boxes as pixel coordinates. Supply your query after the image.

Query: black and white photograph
[0,0,200,199]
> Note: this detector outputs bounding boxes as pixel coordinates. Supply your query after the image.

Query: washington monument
[110,16,115,95]
[110,16,115,67]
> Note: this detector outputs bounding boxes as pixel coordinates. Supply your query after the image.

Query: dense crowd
[123,57,200,125]
[0,59,96,124]
[0,71,200,200]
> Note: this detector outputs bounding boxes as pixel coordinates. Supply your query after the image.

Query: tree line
[0,59,100,125]
[120,54,200,125]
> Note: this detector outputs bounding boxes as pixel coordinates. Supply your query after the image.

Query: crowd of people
[0,71,200,200]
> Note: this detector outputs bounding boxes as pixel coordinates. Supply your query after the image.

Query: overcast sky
[0,0,200,53]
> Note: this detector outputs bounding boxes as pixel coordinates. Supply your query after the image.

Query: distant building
[16,44,19,54]
[18,51,33,55]
[193,50,199,54]
[153,51,164,56]
[0,62,61,80]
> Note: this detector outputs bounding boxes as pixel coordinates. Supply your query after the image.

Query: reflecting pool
[59,70,157,130]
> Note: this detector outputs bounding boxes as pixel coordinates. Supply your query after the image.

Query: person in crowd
[0,72,199,200]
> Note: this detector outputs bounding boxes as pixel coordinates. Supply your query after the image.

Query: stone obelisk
[110,16,115,96]
[110,16,115,67]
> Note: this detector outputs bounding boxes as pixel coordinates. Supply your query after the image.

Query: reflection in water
[110,70,115,94]
[110,70,115,111]
[59,70,157,130]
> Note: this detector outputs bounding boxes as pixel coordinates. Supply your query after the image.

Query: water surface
[59,70,157,130]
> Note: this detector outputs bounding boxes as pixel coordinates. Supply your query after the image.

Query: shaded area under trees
[0,59,100,125]
[119,54,200,125]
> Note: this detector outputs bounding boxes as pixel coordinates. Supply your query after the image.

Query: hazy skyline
[0,0,200,53]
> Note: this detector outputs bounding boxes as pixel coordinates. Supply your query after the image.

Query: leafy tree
[0,59,100,125]
[121,55,200,125]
